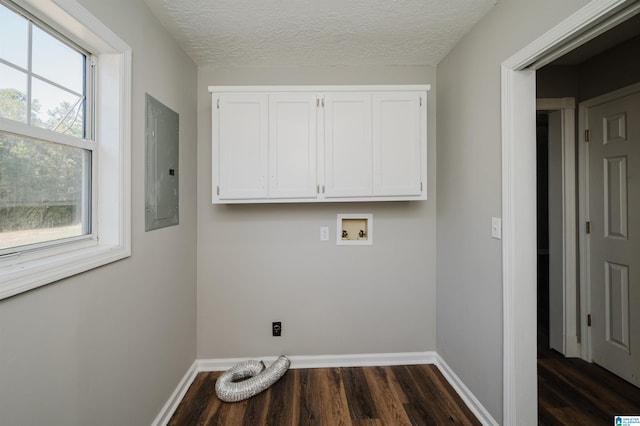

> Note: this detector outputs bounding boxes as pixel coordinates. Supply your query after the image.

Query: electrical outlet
[272,321,282,337]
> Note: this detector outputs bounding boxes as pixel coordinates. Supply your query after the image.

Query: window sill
[0,241,130,300]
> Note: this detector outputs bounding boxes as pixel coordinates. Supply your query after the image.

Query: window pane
[0,131,90,250]
[32,26,84,94]
[0,62,28,123]
[32,77,85,138]
[0,3,28,69]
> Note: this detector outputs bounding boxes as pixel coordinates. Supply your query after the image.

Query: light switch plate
[320,226,329,241]
[491,217,502,239]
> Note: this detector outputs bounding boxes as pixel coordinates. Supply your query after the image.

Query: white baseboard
[151,360,199,426]
[154,351,496,426]
[198,351,436,371]
[435,354,499,426]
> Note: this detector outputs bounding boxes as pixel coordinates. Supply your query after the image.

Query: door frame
[578,81,640,363]
[537,98,579,358]
[501,0,640,423]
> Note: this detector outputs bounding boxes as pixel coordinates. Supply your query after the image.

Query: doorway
[502,1,640,422]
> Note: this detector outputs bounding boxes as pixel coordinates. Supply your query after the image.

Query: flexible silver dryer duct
[215,355,291,402]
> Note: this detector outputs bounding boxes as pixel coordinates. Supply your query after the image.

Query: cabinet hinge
[586,221,591,234]
[217,99,220,109]
[587,314,592,327]
[584,129,590,142]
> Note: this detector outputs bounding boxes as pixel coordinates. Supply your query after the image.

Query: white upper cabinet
[210,85,429,204]
[373,92,424,197]
[268,94,317,199]
[323,93,373,198]
[214,94,268,200]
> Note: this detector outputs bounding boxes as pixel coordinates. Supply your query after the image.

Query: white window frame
[0,0,131,300]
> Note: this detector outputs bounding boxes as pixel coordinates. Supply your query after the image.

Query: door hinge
[587,314,592,327]
[586,221,591,234]
[584,129,590,142]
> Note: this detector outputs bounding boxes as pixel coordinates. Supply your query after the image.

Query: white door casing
[580,83,640,386]
[537,98,579,358]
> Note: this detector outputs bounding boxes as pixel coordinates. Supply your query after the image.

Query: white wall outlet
[491,217,502,239]
[320,226,329,241]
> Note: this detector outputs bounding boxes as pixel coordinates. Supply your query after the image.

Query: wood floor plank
[419,365,481,425]
[317,368,353,426]
[264,369,296,425]
[195,388,223,426]
[342,367,378,421]
[386,364,410,404]
[298,368,322,425]
[205,398,232,426]
[240,384,269,425]
[390,365,440,425]
[363,366,412,426]
[405,365,478,426]
[168,372,215,426]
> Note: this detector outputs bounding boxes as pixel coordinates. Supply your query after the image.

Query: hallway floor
[538,334,640,424]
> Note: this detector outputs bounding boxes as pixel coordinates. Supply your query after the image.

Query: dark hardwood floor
[538,334,640,424]
[169,364,481,425]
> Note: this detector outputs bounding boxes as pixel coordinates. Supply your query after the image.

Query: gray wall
[436,0,589,422]
[538,34,640,101]
[0,1,198,425]
[578,34,640,101]
[197,66,437,358]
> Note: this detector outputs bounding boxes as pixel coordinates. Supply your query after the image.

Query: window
[0,0,131,299]
[1,1,93,252]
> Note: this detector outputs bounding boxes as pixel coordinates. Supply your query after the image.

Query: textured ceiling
[143,0,497,67]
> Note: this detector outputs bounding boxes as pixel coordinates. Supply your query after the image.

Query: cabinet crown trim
[209,84,431,93]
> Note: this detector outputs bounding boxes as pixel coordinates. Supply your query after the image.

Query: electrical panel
[145,94,179,231]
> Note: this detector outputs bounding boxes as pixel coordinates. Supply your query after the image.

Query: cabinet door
[214,94,268,200]
[323,93,373,197]
[268,94,318,199]
[373,92,424,196]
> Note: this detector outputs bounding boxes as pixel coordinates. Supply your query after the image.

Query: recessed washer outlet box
[337,214,373,245]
